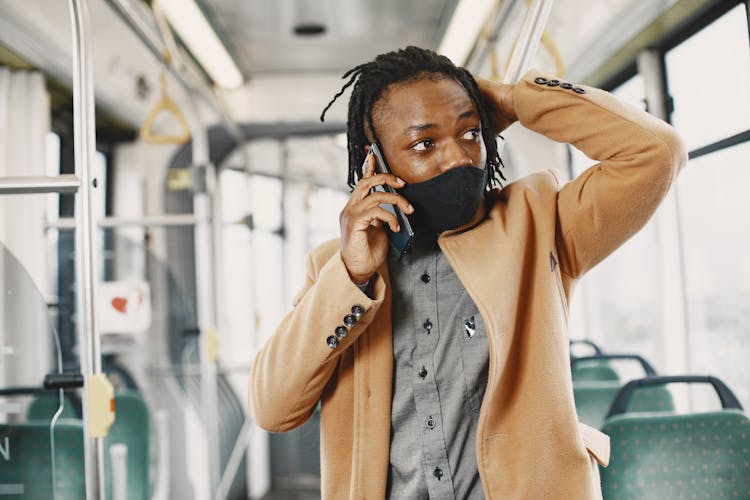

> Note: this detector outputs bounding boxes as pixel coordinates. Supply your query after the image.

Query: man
[249,46,686,499]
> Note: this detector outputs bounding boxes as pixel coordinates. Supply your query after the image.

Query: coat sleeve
[248,241,386,432]
[512,70,688,279]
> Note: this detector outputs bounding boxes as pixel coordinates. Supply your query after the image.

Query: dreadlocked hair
[320,46,505,191]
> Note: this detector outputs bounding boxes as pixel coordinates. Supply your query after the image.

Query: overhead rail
[102,0,244,146]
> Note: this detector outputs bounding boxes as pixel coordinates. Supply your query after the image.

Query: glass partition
[0,241,81,499]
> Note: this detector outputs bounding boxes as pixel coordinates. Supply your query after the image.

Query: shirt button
[433,467,443,480]
[335,325,348,339]
[418,366,427,379]
[423,319,432,332]
[426,416,435,429]
[420,272,431,283]
[326,335,339,349]
[343,314,357,328]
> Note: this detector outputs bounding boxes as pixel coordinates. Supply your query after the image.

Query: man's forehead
[370,75,475,124]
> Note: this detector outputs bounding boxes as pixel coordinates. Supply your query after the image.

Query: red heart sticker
[111,297,128,313]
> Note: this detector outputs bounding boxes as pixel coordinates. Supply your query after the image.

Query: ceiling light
[158,0,243,89]
[438,0,497,65]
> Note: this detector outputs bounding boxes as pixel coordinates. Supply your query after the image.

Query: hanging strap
[140,71,191,145]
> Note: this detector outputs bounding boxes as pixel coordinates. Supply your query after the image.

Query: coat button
[546,79,560,87]
[420,272,431,283]
[573,87,586,94]
[433,467,443,480]
[426,416,436,429]
[351,304,365,318]
[326,335,339,348]
[418,366,428,379]
[335,325,348,339]
[561,82,573,90]
[343,314,357,328]
[533,76,547,84]
[423,319,432,332]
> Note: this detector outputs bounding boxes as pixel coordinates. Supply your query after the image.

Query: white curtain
[0,67,52,389]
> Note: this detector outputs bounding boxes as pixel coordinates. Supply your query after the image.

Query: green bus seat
[26,393,79,420]
[601,376,749,499]
[0,419,85,500]
[601,410,750,499]
[573,363,621,382]
[575,382,675,429]
[572,354,658,383]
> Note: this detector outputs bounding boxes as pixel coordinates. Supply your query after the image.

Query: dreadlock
[320,46,505,191]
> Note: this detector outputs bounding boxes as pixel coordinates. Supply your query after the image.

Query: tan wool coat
[249,70,687,499]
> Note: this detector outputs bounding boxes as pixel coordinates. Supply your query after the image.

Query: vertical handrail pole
[68,0,106,498]
[503,0,555,84]
[185,96,222,495]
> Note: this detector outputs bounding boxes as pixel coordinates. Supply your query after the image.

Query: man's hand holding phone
[339,147,414,284]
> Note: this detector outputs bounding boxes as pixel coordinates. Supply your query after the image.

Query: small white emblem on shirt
[464,316,476,339]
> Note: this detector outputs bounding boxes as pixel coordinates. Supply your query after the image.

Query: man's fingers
[353,172,406,199]
[362,151,375,178]
[351,206,400,233]
[361,191,414,214]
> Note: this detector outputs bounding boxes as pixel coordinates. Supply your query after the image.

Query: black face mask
[398,166,486,236]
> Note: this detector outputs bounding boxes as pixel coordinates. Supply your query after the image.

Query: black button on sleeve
[326,335,339,349]
[561,82,573,90]
[433,467,443,480]
[420,272,431,283]
[546,79,560,87]
[573,87,586,94]
[351,304,365,318]
[533,76,548,84]
[343,314,357,328]
[335,325,348,339]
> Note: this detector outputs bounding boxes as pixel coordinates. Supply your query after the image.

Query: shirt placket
[411,247,455,499]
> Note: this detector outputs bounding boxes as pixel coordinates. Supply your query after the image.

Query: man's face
[370,76,487,185]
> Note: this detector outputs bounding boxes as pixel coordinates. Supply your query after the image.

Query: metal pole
[0,175,80,195]
[68,0,105,498]
[50,214,199,230]
[503,0,555,84]
[215,418,254,500]
[185,95,222,495]
[466,0,517,74]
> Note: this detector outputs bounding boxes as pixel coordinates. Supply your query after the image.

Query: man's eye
[462,128,481,141]
[412,139,434,151]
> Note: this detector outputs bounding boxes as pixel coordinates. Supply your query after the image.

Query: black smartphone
[369,143,414,258]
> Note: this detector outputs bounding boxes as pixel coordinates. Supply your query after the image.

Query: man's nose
[438,140,473,172]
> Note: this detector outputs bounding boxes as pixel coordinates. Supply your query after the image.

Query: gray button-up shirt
[386,237,490,499]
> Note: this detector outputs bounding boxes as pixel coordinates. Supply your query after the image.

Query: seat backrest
[572,362,620,382]
[0,419,85,500]
[105,390,150,500]
[574,382,675,429]
[601,410,750,499]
